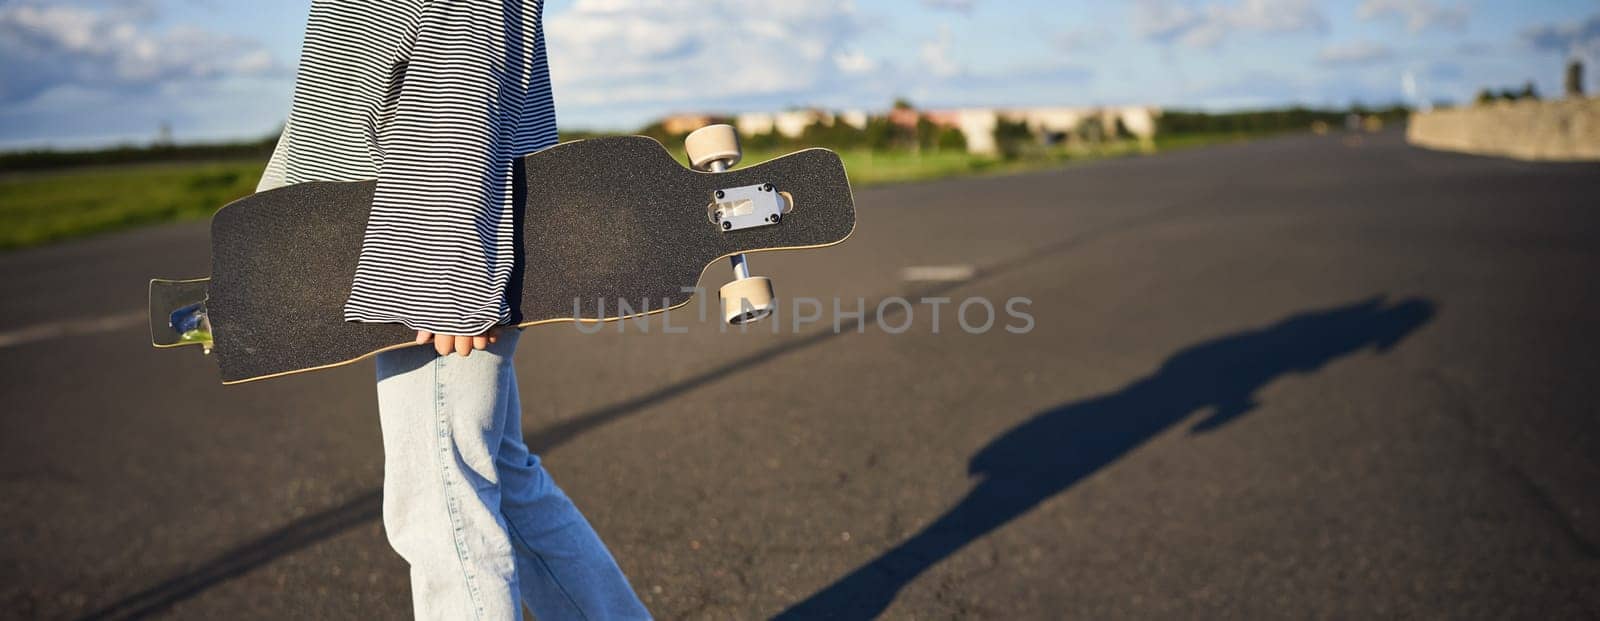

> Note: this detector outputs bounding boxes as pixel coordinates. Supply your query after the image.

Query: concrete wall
[1407,97,1600,161]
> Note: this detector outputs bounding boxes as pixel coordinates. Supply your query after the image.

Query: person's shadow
[775,295,1435,620]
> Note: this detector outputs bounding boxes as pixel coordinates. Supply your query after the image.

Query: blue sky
[0,0,1595,149]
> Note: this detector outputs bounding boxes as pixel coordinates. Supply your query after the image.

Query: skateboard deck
[151,135,855,384]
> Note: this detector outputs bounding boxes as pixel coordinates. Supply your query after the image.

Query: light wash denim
[375,329,650,620]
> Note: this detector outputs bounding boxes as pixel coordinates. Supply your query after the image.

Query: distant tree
[799,119,866,150]
[636,121,680,145]
[0,135,281,172]
[743,129,781,150]
[1518,81,1539,101]
[842,123,870,149]
[1372,103,1413,121]
[936,127,967,152]
[841,122,870,150]
[1074,116,1106,144]
[1152,107,1355,136]
[864,117,897,151]
[993,118,1035,160]
[154,121,174,147]
[1113,116,1133,140]
[916,116,939,151]
[1567,59,1586,97]
[800,120,831,146]
[1475,88,1496,105]
[892,97,915,111]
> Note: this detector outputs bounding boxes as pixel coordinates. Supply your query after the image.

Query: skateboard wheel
[719,276,775,325]
[685,124,742,171]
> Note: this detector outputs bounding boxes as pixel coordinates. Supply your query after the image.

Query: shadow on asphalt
[79,174,1206,620]
[774,295,1435,620]
[80,293,1434,620]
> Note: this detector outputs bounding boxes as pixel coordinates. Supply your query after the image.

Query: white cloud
[1356,0,1468,33]
[1052,28,1110,53]
[921,0,977,13]
[1135,0,1207,46]
[544,0,1096,122]
[545,0,876,109]
[1317,41,1393,66]
[1229,0,1326,31]
[906,27,1094,108]
[919,26,963,78]
[0,1,280,104]
[832,49,878,74]
[1135,0,1326,49]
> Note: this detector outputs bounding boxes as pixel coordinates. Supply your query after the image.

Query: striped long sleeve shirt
[259,0,556,335]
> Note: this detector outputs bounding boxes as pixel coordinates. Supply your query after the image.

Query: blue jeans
[376,329,650,620]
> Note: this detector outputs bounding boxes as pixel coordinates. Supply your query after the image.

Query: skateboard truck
[709,184,784,232]
[686,124,777,325]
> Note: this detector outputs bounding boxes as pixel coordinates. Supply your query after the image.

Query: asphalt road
[2,131,1598,620]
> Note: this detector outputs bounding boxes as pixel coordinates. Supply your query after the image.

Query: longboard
[151,134,855,384]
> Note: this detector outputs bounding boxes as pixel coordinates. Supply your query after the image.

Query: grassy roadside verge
[0,160,263,250]
[0,131,1268,251]
[731,131,1269,186]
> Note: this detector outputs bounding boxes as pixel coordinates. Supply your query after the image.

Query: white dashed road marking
[900,264,978,283]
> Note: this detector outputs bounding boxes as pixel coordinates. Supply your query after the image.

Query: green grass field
[0,161,263,250]
[0,133,1258,251]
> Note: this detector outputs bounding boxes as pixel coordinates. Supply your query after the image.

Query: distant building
[887,106,921,130]
[735,112,776,136]
[665,104,1161,155]
[660,113,722,135]
[737,109,836,138]
[1012,107,1090,140]
[775,109,833,138]
[837,109,869,130]
[1116,107,1159,140]
[923,109,1000,154]
[918,106,1162,155]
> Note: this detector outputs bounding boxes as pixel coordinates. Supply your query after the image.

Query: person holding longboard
[261,2,650,618]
